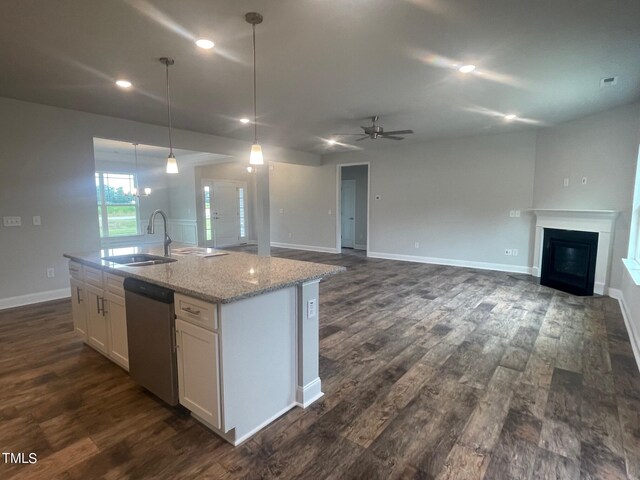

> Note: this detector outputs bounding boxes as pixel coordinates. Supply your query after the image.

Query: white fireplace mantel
[530,209,619,295]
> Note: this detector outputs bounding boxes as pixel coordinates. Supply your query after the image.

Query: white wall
[341,165,368,248]
[0,96,319,306]
[534,102,640,289]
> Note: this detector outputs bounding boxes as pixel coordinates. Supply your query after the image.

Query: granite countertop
[64,246,345,304]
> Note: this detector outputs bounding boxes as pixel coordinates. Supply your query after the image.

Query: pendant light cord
[252,23,258,145]
[165,62,173,155]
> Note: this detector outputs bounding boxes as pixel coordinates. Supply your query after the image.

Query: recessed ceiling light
[504,114,517,121]
[327,139,337,145]
[458,64,476,73]
[195,39,215,49]
[240,118,250,124]
[115,80,132,89]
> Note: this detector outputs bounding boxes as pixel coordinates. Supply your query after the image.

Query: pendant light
[132,143,151,197]
[160,57,178,174]
[246,12,264,165]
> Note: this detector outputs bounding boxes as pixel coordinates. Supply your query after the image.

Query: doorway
[202,179,248,248]
[337,164,369,253]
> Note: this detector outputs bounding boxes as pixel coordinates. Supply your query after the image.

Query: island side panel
[219,286,297,443]
[296,280,323,407]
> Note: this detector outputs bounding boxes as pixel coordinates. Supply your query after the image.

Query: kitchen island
[64,246,344,445]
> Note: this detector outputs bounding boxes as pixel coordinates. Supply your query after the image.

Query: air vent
[600,76,619,88]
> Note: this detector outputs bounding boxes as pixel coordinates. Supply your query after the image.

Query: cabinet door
[176,319,221,429]
[85,285,109,356]
[106,295,129,371]
[69,278,88,341]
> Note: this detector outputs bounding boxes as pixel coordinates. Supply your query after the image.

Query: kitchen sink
[102,254,177,267]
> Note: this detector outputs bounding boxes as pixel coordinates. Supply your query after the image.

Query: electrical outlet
[509,210,516,217]
[3,216,22,227]
[279,208,284,214]
[307,299,317,318]
[288,232,292,239]
[512,249,518,257]
[515,210,520,217]
[46,267,55,278]
[582,177,587,185]
[563,177,569,187]
[505,249,512,256]
[414,242,420,249]
[328,209,332,215]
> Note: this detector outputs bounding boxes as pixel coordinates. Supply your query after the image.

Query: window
[95,172,140,237]
[238,187,246,239]
[204,185,213,242]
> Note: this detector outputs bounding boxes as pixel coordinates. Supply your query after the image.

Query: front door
[341,179,356,248]
[202,180,247,247]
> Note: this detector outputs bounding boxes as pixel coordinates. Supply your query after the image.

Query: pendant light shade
[249,144,263,165]
[160,57,178,174]
[166,153,178,174]
[246,12,264,166]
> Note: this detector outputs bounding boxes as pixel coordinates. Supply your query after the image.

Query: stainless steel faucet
[147,209,172,256]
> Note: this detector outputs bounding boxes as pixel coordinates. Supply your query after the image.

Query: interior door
[202,180,247,248]
[341,179,356,248]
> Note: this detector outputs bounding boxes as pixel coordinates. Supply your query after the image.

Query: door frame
[336,162,370,253]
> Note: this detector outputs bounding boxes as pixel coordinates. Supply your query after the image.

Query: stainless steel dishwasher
[124,277,179,406]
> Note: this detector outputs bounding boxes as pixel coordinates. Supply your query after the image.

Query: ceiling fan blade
[332,133,367,136]
[356,136,371,141]
[381,135,404,140]
[381,129,414,135]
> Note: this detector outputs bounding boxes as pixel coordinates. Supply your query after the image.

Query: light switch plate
[33,216,41,226]
[3,216,21,227]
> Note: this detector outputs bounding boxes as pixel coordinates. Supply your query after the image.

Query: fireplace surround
[531,209,619,295]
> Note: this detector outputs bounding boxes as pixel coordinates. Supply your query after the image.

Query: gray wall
[533,102,640,288]
[341,165,368,248]
[0,96,318,304]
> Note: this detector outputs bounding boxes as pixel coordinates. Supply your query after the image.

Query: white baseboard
[0,287,71,311]
[271,242,339,254]
[367,251,532,275]
[354,244,367,251]
[609,288,640,373]
[296,378,324,408]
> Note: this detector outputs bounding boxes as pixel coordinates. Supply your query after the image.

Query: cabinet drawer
[104,272,125,298]
[175,293,218,331]
[68,261,84,280]
[84,266,104,288]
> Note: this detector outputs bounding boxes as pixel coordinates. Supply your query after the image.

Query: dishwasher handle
[123,277,174,304]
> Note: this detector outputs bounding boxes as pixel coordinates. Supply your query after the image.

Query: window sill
[623,258,640,286]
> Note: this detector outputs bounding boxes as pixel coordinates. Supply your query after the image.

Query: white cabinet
[69,263,128,370]
[86,283,109,355]
[69,277,87,340]
[175,318,221,429]
[105,291,129,370]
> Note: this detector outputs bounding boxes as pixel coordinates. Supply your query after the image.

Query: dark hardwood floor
[2,247,640,479]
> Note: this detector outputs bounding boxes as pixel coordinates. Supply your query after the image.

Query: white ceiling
[1,0,639,154]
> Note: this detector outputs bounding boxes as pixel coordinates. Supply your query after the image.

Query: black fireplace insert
[540,228,598,296]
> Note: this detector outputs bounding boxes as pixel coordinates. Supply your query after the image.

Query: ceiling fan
[334,116,414,141]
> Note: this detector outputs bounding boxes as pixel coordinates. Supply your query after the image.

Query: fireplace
[541,228,598,296]
[531,209,619,296]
